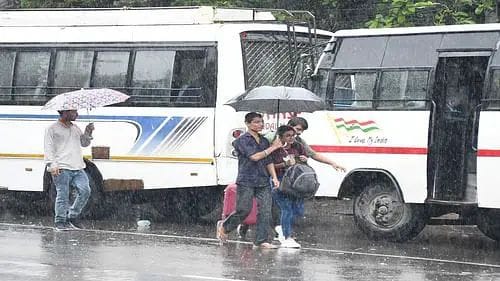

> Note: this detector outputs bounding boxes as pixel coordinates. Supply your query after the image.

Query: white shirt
[44,121,92,170]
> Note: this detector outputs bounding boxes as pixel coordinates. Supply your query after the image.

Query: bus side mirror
[310,73,323,81]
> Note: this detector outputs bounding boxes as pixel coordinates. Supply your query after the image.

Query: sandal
[216,220,228,243]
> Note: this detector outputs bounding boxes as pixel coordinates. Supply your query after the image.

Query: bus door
[429,54,488,203]
[477,57,500,209]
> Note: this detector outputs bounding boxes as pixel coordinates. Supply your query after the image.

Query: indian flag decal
[334,118,379,132]
[327,114,383,145]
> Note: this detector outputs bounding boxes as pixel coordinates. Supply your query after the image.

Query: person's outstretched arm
[311,152,346,172]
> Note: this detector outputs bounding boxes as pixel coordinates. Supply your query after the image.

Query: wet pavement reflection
[1,196,500,280]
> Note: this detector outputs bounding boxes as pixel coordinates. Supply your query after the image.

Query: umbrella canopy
[225,86,324,114]
[43,88,130,110]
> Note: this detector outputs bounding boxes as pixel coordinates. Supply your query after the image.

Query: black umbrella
[225,86,325,126]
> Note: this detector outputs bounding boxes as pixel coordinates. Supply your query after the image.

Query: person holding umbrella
[217,112,283,249]
[42,88,129,231]
[44,110,94,231]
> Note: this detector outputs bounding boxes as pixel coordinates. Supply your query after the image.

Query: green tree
[434,0,495,25]
[366,0,436,27]
[366,0,495,28]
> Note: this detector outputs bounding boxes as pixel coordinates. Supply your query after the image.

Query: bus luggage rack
[0,6,316,28]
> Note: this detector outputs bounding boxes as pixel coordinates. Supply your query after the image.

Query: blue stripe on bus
[0,114,183,155]
[137,116,183,155]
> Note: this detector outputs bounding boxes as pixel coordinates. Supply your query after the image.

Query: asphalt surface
[1,194,500,280]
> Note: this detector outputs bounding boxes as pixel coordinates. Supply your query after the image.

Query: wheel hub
[370,194,404,228]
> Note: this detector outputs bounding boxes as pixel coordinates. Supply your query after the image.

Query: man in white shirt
[44,110,94,231]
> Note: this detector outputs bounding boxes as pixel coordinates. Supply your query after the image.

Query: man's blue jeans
[52,169,91,223]
[222,184,272,245]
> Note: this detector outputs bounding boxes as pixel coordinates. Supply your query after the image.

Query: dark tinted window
[13,51,50,101]
[0,51,14,101]
[170,49,216,107]
[334,37,387,68]
[53,50,93,95]
[382,35,441,67]
[378,70,428,109]
[322,71,376,109]
[132,50,175,103]
[440,32,499,50]
[93,51,130,89]
[487,69,500,109]
[130,49,216,107]
[0,46,217,107]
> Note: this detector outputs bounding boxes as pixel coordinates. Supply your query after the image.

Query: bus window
[334,37,387,68]
[171,50,213,107]
[93,51,130,90]
[326,72,376,109]
[129,48,216,107]
[53,50,93,95]
[131,50,175,104]
[487,69,500,109]
[378,70,428,109]
[0,51,14,101]
[13,51,50,102]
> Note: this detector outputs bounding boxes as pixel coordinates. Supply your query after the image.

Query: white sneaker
[274,225,285,243]
[280,238,301,248]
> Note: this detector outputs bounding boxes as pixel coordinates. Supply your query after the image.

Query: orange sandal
[216,220,228,243]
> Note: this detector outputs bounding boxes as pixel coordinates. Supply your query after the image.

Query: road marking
[182,275,246,281]
[305,247,500,269]
[2,223,500,269]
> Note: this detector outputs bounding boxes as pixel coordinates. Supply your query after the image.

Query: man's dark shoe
[237,224,249,240]
[68,218,83,230]
[54,222,71,231]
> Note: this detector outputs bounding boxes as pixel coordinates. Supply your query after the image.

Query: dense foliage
[1,0,497,30]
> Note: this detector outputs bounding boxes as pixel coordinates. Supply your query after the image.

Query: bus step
[428,213,475,225]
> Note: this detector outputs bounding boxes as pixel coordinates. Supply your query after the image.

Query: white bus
[300,24,500,241]
[0,7,332,219]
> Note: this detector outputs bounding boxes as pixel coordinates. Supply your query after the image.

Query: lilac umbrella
[43,88,129,110]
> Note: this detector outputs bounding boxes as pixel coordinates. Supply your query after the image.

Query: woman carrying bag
[270,125,308,248]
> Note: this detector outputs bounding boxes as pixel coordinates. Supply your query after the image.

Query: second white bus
[300,24,500,241]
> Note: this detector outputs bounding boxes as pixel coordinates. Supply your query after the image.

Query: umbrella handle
[276,100,280,129]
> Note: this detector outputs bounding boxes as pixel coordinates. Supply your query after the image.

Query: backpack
[279,163,320,198]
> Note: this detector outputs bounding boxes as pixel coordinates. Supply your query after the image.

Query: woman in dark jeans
[271,125,308,248]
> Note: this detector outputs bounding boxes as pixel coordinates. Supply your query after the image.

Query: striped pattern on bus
[0,153,213,164]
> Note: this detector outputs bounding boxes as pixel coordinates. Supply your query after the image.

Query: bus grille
[241,32,328,89]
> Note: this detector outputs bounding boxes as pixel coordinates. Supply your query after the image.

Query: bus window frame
[327,69,378,110]
[0,42,218,108]
[323,67,431,111]
[376,67,431,110]
[483,66,500,110]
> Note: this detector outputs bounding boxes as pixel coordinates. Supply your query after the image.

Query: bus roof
[0,6,280,27]
[334,23,500,38]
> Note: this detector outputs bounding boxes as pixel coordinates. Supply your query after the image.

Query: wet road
[1,197,500,280]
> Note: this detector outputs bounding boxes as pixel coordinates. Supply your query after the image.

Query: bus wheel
[476,208,500,241]
[353,181,427,242]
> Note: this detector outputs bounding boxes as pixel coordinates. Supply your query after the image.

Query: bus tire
[476,208,500,241]
[353,181,427,242]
